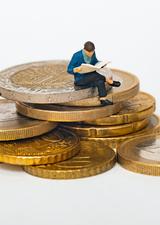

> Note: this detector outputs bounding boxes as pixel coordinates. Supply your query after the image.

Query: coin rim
[16,102,122,122]
[0,61,139,103]
[84,92,156,125]
[117,133,160,176]
[81,115,160,150]
[0,99,57,141]
[23,141,116,179]
[61,118,149,138]
[0,128,80,166]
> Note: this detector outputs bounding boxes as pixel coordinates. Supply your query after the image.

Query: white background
[0,0,160,225]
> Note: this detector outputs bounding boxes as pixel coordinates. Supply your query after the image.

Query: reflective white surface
[0,0,160,225]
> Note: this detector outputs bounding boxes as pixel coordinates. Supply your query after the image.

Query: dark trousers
[74,72,108,97]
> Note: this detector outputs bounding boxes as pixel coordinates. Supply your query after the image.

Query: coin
[81,115,160,150]
[84,92,155,125]
[61,118,149,138]
[0,61,139,104]
[59,68,139,106]
[16,101,122,122]
[151,125,160,134]
[0,99,57,141]
[23,139,116,179]
[0,127,79,165]
[117,133,160,176]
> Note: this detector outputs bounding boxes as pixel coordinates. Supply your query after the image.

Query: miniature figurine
[67,41,121,106]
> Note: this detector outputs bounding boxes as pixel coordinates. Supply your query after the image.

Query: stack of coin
[0,98,80,166]
[0,60,159,178]
[60,92,158,150]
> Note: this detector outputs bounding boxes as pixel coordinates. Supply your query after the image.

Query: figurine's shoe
[109,81,121,87]
[100,99,113,106]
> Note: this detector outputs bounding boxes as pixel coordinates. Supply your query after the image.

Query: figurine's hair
[84,41,95,52]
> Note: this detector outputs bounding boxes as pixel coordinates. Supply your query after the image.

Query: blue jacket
[67,50,99,81]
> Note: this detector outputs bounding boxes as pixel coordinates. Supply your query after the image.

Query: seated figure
[67,41,121,106]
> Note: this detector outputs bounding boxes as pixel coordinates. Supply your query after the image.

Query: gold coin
[61,118,149,138]
[0,99,57,141]
[84,92,155,125]
[151,125,160,134]
[117,133,160,176]
[82,115,160,150]
[60,68,139,106]
[0,127,79,165]
[16,101,122,122]
[23,139,116,179]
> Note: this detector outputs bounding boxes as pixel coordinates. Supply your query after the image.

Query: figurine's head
[84,41,95,58]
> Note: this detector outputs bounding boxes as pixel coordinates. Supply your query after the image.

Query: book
[76,60,111,74]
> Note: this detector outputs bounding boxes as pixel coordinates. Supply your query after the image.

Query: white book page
[77,64,96,74]
[76,60,111,74]
[95,60,111,68]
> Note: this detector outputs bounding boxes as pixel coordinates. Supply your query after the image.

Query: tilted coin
[0,99,57,141]
[81,115,160,150]
[84,92,155,125]
[0,127,79,165]
[60,68,139,106]
[16,101,122,122]
[117,133,160,176]
[151,125,160,134]
[61,118,149,138]
[0,61,139,104]
[24,139,116,179]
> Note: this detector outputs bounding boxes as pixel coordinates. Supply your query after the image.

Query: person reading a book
[67,41,121,106]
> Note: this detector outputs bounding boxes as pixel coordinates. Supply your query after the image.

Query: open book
[76,60,111,74]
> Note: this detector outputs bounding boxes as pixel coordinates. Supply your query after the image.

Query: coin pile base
[24,139,116,179]
[0,60,159,178]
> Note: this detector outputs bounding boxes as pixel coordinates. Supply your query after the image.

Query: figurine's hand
[107,76,113,84]
[74,67,81,73]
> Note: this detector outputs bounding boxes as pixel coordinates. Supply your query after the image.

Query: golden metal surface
[81,115,160,150]
[24,139,116,179]
[84,92,155,125]
[0,127,79,165]
[61,118,149,138]
[0,99,57,141]
[16,102,122,122]
[117,133,160,176]
[0,61,139,104]
[151,125,160,134]
[60,68,139,106]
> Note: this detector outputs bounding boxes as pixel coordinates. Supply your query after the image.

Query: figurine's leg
[74,72,107,94]
[75,72,113,106]
[94,79,107,97]
[93,79,113,106]
[75,72,106,86]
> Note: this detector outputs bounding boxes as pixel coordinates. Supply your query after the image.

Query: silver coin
[0,60,139,104]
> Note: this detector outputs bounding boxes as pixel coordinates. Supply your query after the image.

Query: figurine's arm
[67,54,79,74]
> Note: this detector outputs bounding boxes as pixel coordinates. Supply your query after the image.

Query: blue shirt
[67,49,99,82]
